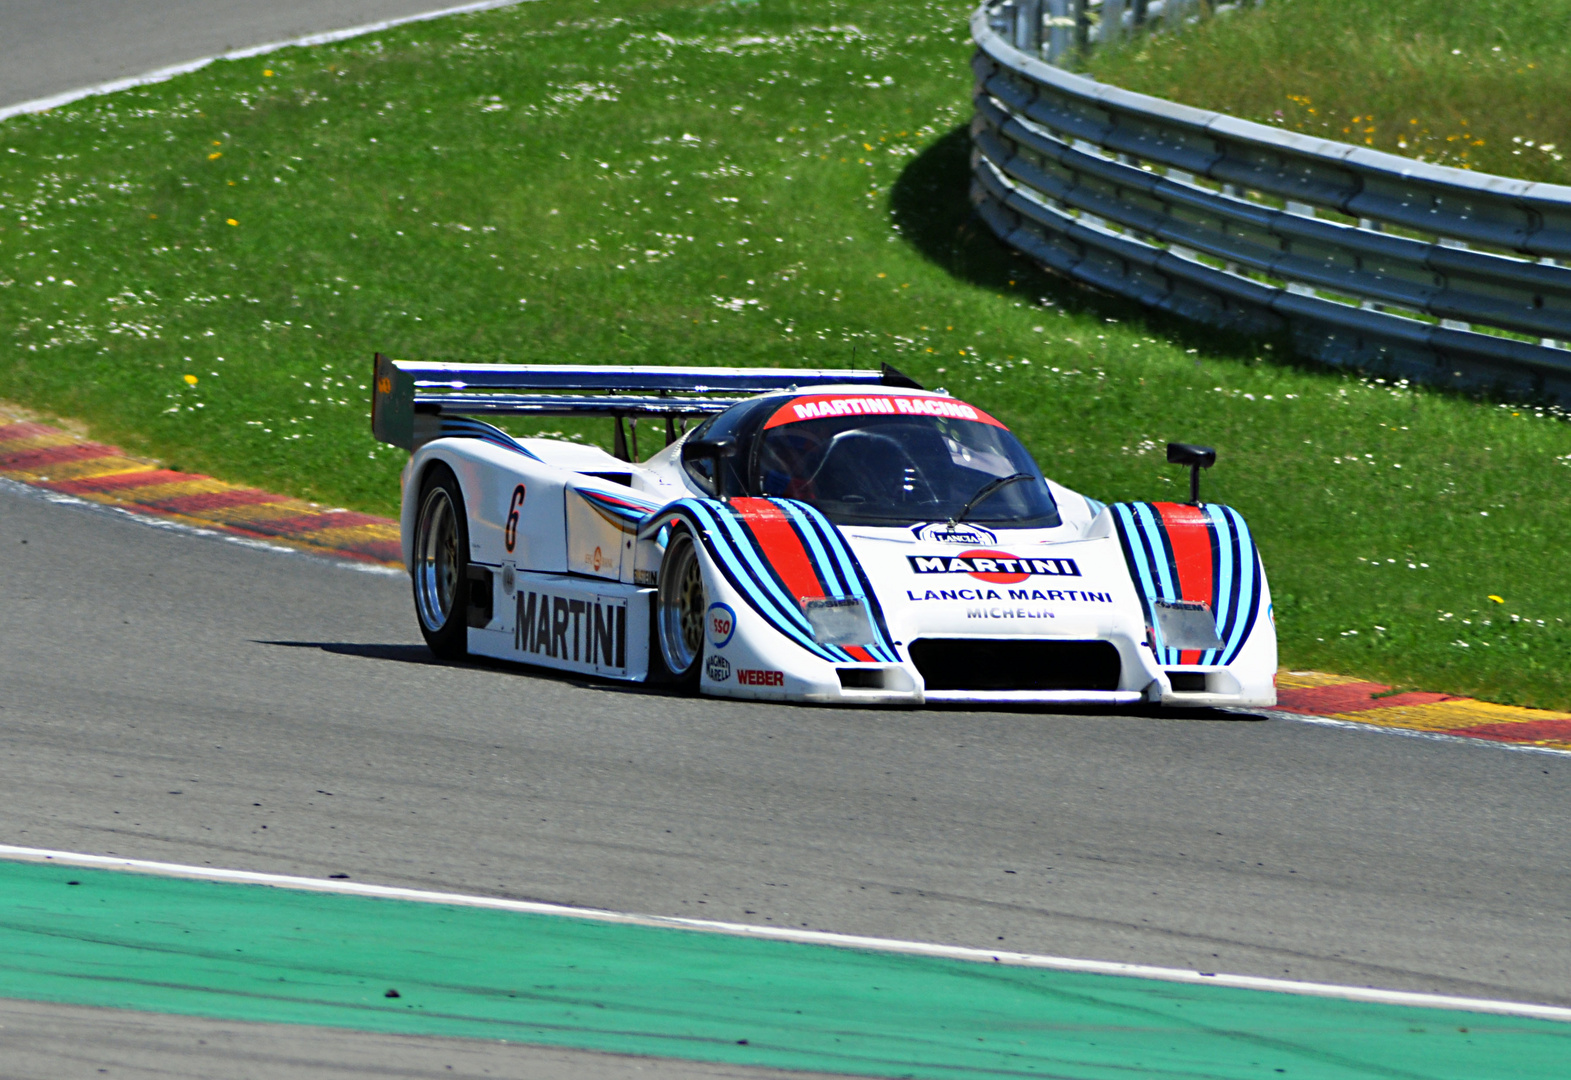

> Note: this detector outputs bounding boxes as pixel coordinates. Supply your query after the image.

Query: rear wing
[370,354,922,459]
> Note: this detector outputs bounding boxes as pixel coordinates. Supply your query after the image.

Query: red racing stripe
[727,497,826,602]
[1155,502,1215,665]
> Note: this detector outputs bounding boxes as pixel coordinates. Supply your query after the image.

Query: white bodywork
[399,386,1277,708]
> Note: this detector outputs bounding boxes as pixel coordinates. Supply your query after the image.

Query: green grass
[1085,0,1571,182]
[2,0,1570,707]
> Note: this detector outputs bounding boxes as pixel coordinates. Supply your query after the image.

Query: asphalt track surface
[5,479,1571,1069]
[0,996,849,1080]
[0,0,504,111]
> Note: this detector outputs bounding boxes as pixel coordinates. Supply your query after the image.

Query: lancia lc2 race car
[371,356,1276,707]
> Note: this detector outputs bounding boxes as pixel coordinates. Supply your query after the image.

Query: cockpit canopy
[683,391,1060,528]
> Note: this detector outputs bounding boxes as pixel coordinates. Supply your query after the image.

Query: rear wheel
[655,526,706,685]
[412,464,469,659]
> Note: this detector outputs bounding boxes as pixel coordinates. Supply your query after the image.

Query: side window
[684,452,716,495]
[681,415,717,495]
[679,398,775,498]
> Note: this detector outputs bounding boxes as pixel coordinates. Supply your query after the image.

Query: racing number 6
[504,484,526,552]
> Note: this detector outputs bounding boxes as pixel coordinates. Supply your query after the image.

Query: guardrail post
[1102,0,1127,43]
[1357,219,1384,311]
[1542,258,1563,347]
[994,0,1016,40]
[1436,237,1472,331]
[1045,0,1072,60]
[1015,0,1042,54]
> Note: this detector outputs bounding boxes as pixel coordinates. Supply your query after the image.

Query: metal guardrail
[971,1,1571,403]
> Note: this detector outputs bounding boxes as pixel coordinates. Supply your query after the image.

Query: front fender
[1106,501,1277,706]
[643,497,917,703]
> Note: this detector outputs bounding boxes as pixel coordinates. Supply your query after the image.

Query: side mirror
[1166,442,1216,505]
[681,436,740,500]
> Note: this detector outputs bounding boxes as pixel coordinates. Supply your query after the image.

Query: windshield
[754,397,1060,528]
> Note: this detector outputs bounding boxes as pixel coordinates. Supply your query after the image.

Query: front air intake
[907,639,1122,692]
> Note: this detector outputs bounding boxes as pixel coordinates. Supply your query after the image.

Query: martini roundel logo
[959,549,1032,584]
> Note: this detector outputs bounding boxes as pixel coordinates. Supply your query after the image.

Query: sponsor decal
[801,596,873,646]
[911,522,998,545]
[967,606,1056,619]
[513,590,627,672]
[907,549,1080,584]
[764,394,1006,430]
[737,669,784,687]
[905,587,1112,603]
[705,654,732,682]
[504,484,526,553]
[593,546,605,573]
[633,568,658,586]
[706,602,736,647]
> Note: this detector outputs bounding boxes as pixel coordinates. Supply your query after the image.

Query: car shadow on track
[254,640,677,696]
[257,640,443,665]
[254,642,1269,721]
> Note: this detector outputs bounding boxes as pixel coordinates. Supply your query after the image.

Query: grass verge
[2,0,1569,706]
[1085,0,1571,182]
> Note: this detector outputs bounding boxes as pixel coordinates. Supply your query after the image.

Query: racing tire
[654,525,706,689]
[412,463,470,660]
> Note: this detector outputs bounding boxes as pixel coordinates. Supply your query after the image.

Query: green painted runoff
[0,859,1565,1078]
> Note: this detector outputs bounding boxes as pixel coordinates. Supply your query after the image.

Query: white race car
[371,356,1276,707]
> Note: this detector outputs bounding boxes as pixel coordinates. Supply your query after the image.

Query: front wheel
[412,463,470,659]
[655,526,706,686]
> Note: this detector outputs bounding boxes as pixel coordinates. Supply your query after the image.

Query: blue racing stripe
[1132,503,1178,605]
[677,501,846,663]
[772,503,898,663]
[1204,503,1234,668]
[439,417,541,460]
[1220,508,1258,665]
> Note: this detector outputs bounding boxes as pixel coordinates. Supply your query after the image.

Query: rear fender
[405,439,570,573]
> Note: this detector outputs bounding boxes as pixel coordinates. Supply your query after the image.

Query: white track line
[0,477,403,576]
[4,844,1569,1023]
[0,0,533,124]
[1253,707,1571,759]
